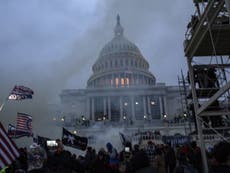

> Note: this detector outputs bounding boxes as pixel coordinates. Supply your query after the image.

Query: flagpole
[0,97,8,112]
[0,102,5,112]
[0,86,15,112]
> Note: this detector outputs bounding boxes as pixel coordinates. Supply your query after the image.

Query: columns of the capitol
[131,96,135,121]
[134,75,136,85]
[143,96,147,116]
[147,96,151,115]
[103,97,107,116]
[86,97,90,119]
[119,74,121,87]
[163,96,168,116]
[92,97,95,121]
[119,96,123,122]
[112,74,115,87]
[108,97,111,120]
[159,96,163,120]
[131,74,134,85]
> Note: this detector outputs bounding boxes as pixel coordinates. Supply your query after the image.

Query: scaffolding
[178,70,193,135]
[184,0,230,172]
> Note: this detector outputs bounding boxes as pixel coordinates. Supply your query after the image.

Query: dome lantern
[114,14,124,37]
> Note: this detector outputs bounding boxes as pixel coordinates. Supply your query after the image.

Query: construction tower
[184,0,230,172]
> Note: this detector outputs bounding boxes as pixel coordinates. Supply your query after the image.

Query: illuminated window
[121,78,125,86]
[115,78,119,86]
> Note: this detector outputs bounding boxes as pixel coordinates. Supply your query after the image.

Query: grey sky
[0,0,195,139]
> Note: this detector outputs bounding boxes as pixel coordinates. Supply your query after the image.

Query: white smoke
[84,123,128,152]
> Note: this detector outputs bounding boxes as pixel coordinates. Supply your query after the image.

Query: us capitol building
[56,15,191,140]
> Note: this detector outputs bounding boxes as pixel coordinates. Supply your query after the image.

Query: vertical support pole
[143,96,147,118]
[187,58,209,173]
[120,96,123,122]
[92,97,95,121]
[108,97,111,121]
[131,96,135,121]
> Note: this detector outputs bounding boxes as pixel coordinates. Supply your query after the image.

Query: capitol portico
[59,15,185,134]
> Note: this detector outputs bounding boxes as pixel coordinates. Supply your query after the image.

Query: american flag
[8,124,32,138]
[0,122,20,169]
[16,113,32,135]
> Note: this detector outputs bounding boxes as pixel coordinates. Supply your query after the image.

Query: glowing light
[124,102,128,106]
[103,116,106,120]
[123,116,126,120]
[144,115,147,119]
[115,78,119,86]
[135,102,139,105]
[73,130,77,134]
[8,94,17,100]
[151,101,155,105]
[163,114,167,118]
[61,117,65,121]
[121,78,125,85]
[183,113,187,117]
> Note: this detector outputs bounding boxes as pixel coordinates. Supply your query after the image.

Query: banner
[33,135,51,148]
[62,128,87,151]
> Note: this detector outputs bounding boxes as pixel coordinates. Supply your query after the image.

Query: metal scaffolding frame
[184,1,230,173]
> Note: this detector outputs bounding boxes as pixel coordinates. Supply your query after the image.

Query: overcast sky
[0,0,195,140]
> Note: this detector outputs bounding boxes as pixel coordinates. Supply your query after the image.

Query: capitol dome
[87,15,156,88]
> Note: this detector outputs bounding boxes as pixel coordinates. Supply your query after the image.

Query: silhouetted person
[209,141,230,173]
[91,150,110,173]
[165,143,176,173]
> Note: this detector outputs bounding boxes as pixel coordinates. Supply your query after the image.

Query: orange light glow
[115,78,119,86]
[121,78,125,85]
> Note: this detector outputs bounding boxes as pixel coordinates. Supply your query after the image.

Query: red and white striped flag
[0,122,20,169]
[16,113,32,135]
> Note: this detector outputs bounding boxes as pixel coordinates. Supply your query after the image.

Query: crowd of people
[2,139,230,173]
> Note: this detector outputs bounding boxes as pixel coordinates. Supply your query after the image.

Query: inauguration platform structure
[184,0,230,172]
